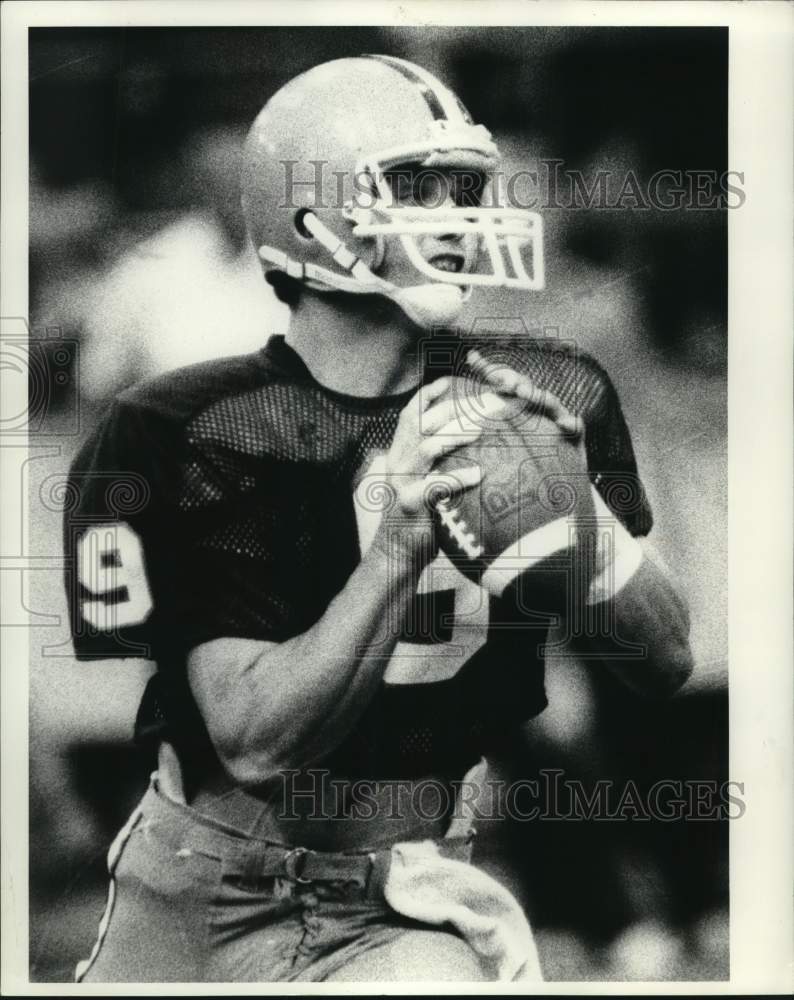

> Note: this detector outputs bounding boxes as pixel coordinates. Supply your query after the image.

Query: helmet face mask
[353,138,544,291]
[242,55,545,328]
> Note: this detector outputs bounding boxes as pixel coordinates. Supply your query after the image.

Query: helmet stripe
[362,54,467,124]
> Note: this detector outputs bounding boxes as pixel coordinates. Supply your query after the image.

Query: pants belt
[222,841,389,895]
[222,833,475,894]
[140,777,474,898]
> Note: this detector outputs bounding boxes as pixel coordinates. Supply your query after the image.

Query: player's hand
[373,376,503,563]
[466,348,603,593]
[465,348,586,444]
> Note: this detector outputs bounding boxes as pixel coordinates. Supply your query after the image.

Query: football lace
[436,499,485,559]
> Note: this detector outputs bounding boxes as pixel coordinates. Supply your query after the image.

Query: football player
[65,55,693,983]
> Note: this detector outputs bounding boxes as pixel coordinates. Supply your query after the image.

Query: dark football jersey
[64,333,652,781]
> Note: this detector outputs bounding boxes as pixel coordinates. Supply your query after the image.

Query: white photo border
[2,1,792,994]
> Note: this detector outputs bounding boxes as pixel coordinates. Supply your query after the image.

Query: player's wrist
[370,519,437,574]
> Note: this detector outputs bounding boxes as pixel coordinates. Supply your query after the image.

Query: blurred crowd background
[26,26,728,982]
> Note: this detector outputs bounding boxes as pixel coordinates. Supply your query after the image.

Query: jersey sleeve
[584,364,654,538]
[66,391,345,665]
[64,400,160,660]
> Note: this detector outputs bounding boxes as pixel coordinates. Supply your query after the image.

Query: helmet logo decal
[362,54,464,125]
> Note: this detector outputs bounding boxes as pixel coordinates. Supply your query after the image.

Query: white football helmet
[241,54,544,328]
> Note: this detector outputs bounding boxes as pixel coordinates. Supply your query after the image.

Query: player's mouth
[428,252,466,274]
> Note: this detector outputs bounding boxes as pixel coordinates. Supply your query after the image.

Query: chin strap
[258,210,467,329]
[391,283,467,328]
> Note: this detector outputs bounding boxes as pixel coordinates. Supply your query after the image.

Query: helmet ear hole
[294,208,314,240]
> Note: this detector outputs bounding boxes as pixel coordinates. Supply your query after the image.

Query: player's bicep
[187,635,278,710]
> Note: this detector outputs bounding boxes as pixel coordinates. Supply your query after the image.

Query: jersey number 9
[77,522,153,630]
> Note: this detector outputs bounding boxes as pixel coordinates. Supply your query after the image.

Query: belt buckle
[283,846,314,884]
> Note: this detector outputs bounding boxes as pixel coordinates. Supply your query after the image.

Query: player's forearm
[560,488,693,697]
[572,552,694,697]
[222,538,427,782]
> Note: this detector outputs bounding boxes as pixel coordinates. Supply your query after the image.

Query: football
[431,376,596,613]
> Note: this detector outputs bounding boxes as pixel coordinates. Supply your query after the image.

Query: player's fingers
[431,464,483,493]
[512,383,582,439]
[418,429,483,466]
[418,377,451,412]
[514,381,583,438]
[400,377,450,434]
[560,412,585,441]
[465,349,524,395]
[466,347,543,406]
[512,378,566,424]
[420,396,465,435]
[422,391,513,436]
[401,467,483,513]
[466,349,583,438]
[424,467,483,508]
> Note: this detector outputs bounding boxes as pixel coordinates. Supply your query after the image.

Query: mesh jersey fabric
[64,332,652,783]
